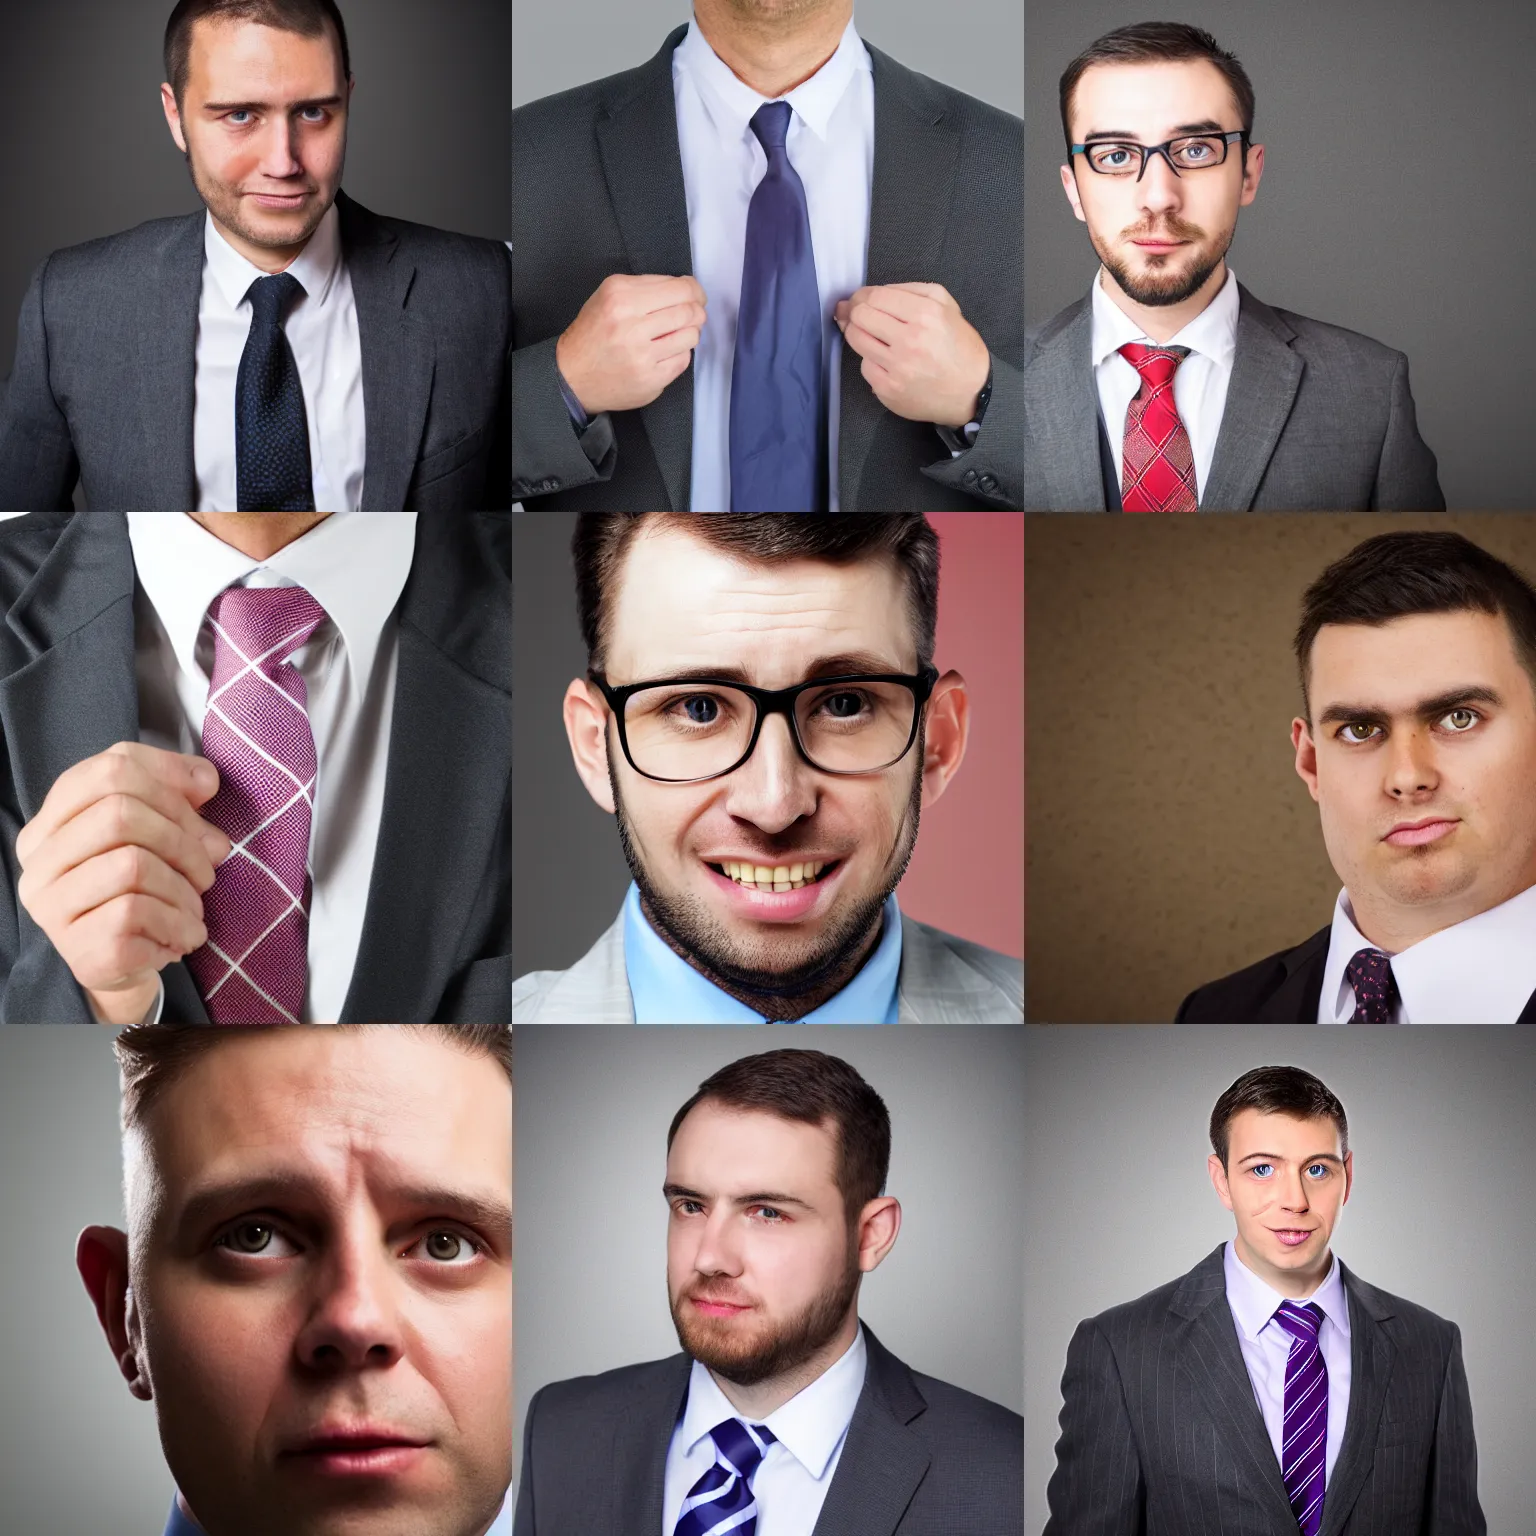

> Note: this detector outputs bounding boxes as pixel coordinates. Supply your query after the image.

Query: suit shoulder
[871,49,1022,144]
[1177,932,1323,1022]
[1025,298,1086,354]
[349,203,509,271]
[511,51,664,133]
[34,213,200,284]
[1078,1269,1189,1340]
[902,916,1023,1019]
[909,1366,1024,1443]
[512,966,561,1021]
[1348,1273,1463,1347]
[527,1356,682,1423]
[1267,305,1412,372]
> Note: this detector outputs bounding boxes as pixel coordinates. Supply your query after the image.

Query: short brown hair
[1060,21,1255,147]
[667,1049,891,1222]
[115,1023,511,1133]
[1210,1065,1348,1169]
[571,514,940,678]
[165,0,352,107]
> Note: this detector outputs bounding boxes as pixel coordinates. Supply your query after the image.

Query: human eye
[672,1198,705,1217]
[811,688,872,723]
[225,110,255,126]
[1248,1163,1274,1179]
[1306,1163,1331,1179]
[410,1229,484,1268]
[1438,706,1481,733]
[661,691,730,730]
[1336,721,1381,744]
[214,1218,300,1257]
[300,106,328,122]
[1090,143,1137,172]
[750,1205,788,1223]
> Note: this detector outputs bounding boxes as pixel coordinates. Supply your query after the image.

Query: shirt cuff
[936,420,982,457]
[84,973,164,1026]
[555,364,591,431]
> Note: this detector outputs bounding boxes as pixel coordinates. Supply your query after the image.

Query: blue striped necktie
[1275,1300,1328,1536]
[673,1418,777,1536]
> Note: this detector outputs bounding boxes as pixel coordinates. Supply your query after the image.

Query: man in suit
[1180,531,1536,1022]
[0,0,510,511]
[1045,1064,1485,1535]
[515,1047,1022,1534]
[1025,21,1442,512]
[75,1021,513,1536]
[512,513,1022,1023]
[511,0,1022,510]
[1,511,510,1024]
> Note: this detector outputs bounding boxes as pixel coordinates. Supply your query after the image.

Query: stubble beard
[183,144,332,254]
[1097,217,1234,308]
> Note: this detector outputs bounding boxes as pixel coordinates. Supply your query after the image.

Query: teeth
[717,859,829,891]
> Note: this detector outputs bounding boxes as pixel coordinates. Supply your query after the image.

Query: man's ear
[564,677,617,815]
[160,84,188,154]
[77,1226,152,1401]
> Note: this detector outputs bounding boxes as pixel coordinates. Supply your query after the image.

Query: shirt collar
[163,1494,207,1536]
[675,15,869,144]
[623,882,902,1023]
[203,200,343,313]
[1090,264,1239,370]
[1223,1239,1351,1344]
[679,1324,867,1481]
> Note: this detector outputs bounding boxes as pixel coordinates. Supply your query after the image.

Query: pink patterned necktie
[1118,342,1199,512]
[185,585,329,1024]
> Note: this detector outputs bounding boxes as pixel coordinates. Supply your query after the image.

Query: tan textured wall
[1025,513,1536,1022]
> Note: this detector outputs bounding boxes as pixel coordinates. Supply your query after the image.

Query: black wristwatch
[973,367,994,427]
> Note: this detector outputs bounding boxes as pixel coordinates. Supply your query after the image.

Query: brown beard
[1099,215,1233,308]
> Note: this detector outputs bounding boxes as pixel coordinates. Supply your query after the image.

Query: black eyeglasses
[1071,130,1248,181]
[587,666,940,783]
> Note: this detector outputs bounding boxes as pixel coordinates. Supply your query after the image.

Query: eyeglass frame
[586,664,942,783]
[1069,129,1248,182]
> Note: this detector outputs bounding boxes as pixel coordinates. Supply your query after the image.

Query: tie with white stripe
[673,1418,777,1536]
[1275,1299,1328,1536]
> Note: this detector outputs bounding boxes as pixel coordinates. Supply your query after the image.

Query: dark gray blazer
[1044,1244,1485,1536]
[514,1325,1022,1534]
[511,27,1022,510]
[1023,284,1445,511]
[0,192,511,511]
[0,512,510,1024]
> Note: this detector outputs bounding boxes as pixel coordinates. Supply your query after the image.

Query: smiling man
[512,513,1022,1023]
[75,1022,513,1536]
[1045,1065,1484,1535]
[1180,531,1536,1022]
[1024,21,1442,511]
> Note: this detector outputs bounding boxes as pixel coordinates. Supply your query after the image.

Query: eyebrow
[1316,685,1503,730]
[1239,1152,1344,1166]
[635,650,907,686]
[1082,119,1229,141]
[662,1182,816,1212]
[202,95,344,112]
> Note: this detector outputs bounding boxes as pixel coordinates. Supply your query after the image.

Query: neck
[211,212,310,276]
[1099,259,1226,345]
[710,1313,859,1420]
[692,0,851,98]
[1235,1233,1330,1300]
[186,512,331,561]
[1347,873,1536,955]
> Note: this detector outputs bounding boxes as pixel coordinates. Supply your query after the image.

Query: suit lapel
[1316,1268,1397,1536]
[1257,926,1331,1021]
[136,216,203,510]
[614,1357,689,1536]
[1025,298,1105,509]
[1518,985,1536,1023]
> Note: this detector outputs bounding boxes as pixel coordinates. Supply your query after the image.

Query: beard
[1098,214,1234,307]
[182,145,332,253]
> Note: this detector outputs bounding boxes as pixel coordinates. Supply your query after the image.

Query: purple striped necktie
[673,1419,777,1536]
[185,584,329,1024]
[1275,1299,1328,1536]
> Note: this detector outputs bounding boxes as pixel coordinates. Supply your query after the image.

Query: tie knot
[708,1418,776,1479]
[207,585,329,674]
[1275,1299,1324,1343]
[1119,342,1189,388]
[1345,945,1397,1022]
[245,271,305,324]
[750,99,793,154]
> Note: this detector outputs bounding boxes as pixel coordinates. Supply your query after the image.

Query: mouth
[1383,817,1459,848]
[1269,1228,1316,1248]
[690,1295,753,1318]
[701,856,844,923]
[248,191,311,209]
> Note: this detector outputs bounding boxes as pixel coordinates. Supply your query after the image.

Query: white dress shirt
[662,1325,867,1536]
[194,205,367,511]
[1318,882,1536,1023]
[673,18,874,512]
[1223,1240,1351,1491]
[120,513,416,1024]
[1091,264,1239,503]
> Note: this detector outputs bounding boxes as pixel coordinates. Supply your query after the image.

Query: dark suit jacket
[1177,924,1536,1022]
[0,511,509,1024]
[1044,1245,1485,1536]
[1023,283,1445,511]
[0,192,511,511]
[513,1325,1022,1534]
[511,27,1022,510]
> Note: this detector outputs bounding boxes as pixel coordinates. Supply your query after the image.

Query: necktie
[237,272,315,511]
[730,100,825,512]
[1118,343,1198,512]
[1344,946,1398,1023]
[185,585,329,1024]
[1275,1300,1328,1536]
[673,1419,777,1536]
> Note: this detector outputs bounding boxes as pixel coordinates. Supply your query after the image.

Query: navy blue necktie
[730,100,825,512]
[673,1419,777,1536]
[237,272,315,511]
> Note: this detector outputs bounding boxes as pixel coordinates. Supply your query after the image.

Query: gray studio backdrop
[514,0,1024,117]
[0,0,511,381]
[513,1025,1025,1501]
[1025,0,1536,507]
[1022,1027,1536,1535]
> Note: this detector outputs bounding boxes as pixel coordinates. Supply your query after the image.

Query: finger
[638,277,708,314]
[848,304,904,348]
[644,301,707,342]
[81,890,208,963]
[860,354,894,386]
[888,281,954,304]
[856,286,932,324]
[653,326,702,363]
[51,841,210,934]
[842,321,891,360]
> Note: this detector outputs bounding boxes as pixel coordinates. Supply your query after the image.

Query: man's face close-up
[122,1028,511,1536]
[1061,58,1261,308]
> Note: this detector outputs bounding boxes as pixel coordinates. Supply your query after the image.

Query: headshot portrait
[512,512,1023,1024]
[511,0,1023,510]
[0,511,510,1025]
[1024,1027,1533,1533]
[1026,512,1536,1023]
[513,1027,1024,1533]
[0,1021,513,1536]
[0,0,512,511]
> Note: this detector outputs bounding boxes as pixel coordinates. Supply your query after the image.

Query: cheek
[421,1291,512,1440]
[144,1281,286,1433]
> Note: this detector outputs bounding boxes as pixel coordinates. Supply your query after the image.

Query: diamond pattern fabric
[1119,342,1198,512]
[1344,946,1398,1023]
[236,272,315,511]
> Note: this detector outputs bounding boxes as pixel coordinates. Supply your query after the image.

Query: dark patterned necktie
[1275,1301,1328,1536]
[1118,343,1197,511]
[729,100,825,512]
[672,1419,777,1536]
[237,272,315,511]
[1344,946,1398,1023]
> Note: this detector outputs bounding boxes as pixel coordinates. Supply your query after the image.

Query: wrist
[86,978,159,1026]
[554,333,596,418]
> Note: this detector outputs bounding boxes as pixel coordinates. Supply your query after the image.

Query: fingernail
[195,760,218,790]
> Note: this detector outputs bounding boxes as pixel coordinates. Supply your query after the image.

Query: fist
[15,742,233,1024]
[556,273,707,416]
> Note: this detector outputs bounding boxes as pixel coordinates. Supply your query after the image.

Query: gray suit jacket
[512,906,1023,1022]
[511,26,1022,510]
[0,192,511,510]
[1044,1244,1485,1536]
[1023,284,1445,511]
[514,1325,1022,1535]
[0,512,510,1024]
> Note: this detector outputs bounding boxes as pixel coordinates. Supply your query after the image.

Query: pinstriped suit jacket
[1044,1244,1485,1536]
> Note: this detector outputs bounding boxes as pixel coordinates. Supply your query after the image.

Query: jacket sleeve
[1372,351,1445,511]
[512,1384,544,1536]
[0,254,80,512]
[1427,1324,1486,1535]
[918,351,1022,508]
[511,336,616,504]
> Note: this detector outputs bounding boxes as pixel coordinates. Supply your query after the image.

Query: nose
[1136,149,1183,215]
[691,1210,745,1280]
[291,1230,405,1374]
[1279,1169,1311,1213]
[1383,725,1439,798]
[255,115,306,182]
[721,711,818,835]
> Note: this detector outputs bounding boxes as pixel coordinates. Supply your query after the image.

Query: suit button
[540,479,560,493]
[979,474,998,494]
[962,469,978,486]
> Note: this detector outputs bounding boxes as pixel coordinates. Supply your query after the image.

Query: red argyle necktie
[185,585,329,1024]
[1119,342,1198,512]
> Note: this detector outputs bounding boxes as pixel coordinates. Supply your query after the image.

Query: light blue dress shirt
[622,881,901,1023]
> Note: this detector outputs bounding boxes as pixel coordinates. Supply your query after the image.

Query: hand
[555,274,707,416]
[834,282,991,429]
[15,742,233,1024]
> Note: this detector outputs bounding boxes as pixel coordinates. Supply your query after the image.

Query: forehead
[608,524,913,689]
[667,1102,837,1190]
[187,16,341,94]
[1309,610,1525,708]
[1226,1108,1341,1157]
[1071,57,1240,140]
